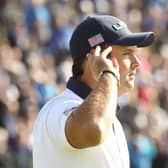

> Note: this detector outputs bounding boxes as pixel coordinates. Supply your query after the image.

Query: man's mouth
[128,72,136,79]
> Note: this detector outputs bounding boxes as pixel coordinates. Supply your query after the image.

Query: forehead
[112,45,137,52]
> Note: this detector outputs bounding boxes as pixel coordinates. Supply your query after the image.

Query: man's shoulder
[41,88,83,113]
[51,88,83,104]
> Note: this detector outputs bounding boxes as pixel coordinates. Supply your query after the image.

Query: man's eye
[123,53,130,56]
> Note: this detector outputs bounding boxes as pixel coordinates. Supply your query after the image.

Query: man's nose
[132,55,141,68]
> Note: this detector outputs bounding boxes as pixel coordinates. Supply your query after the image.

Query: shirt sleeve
[46,98,82,149]
[59,106,78,148]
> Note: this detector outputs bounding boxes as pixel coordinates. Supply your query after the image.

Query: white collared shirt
[33,88,130,168]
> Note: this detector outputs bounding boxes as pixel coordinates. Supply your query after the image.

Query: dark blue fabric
[66,77,91,99]
[66,77,120,110]
[70,15,155,60]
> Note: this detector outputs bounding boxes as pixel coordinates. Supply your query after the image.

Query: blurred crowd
[0,0,168,167]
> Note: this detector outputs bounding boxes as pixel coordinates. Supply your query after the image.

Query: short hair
[72,56,86,79]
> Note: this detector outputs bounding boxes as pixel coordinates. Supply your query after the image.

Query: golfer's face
[109,45,140,91]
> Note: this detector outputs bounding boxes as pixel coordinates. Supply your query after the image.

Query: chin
[120,79,135,94]
[128,81,135,90]
[124,81,135,91]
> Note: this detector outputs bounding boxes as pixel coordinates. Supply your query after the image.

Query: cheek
[119,59,131,73]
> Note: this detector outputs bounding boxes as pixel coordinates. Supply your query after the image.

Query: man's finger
[94,46,101,56]
[101,46,112,59]
[111,56,119,68]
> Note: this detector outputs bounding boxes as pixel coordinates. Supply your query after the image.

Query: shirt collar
[66,77,91,99]
[67,77,120,110]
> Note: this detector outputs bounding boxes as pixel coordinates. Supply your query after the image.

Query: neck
[80,75,97,89]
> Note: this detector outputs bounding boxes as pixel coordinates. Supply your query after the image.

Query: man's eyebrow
[122,48,136,53]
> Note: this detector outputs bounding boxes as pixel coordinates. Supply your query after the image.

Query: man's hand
[87,45,120,81]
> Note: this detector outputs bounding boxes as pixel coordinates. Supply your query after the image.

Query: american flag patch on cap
[88,34,104,47]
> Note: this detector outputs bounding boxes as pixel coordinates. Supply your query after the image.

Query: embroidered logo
[88,33,104,47]
[112,21,127,31]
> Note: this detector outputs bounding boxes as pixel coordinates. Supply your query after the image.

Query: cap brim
[114,32,155,47]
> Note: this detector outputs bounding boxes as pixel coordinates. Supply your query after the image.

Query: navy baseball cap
[70,15,155,60]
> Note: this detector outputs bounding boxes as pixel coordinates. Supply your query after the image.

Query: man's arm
[65,46,119,148]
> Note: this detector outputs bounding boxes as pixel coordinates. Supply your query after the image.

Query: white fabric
[33,88,130,168]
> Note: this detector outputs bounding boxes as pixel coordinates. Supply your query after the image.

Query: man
[33,15,154,168]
